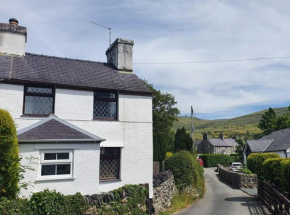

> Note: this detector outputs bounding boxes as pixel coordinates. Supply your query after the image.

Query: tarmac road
[176,168,271,215]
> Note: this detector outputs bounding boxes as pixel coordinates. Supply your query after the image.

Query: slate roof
[208,138,238,147]
[0,53,152,94]
[17,115,104,143]
[263,128,290,152]
[247,140,273,153]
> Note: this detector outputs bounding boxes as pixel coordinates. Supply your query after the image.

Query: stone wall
[218,165,258,188]
[153,170,177,215]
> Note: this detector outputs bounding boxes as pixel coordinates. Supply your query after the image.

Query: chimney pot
[9,18,19,26]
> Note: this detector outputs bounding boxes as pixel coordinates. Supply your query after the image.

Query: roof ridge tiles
[25,52,109,65]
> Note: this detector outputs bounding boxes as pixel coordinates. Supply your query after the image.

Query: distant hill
[173,107,290,140]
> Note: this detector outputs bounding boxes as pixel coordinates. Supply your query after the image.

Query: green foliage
[258,108,277,134]
[263,158,284,186]
[166,152,173,159]
[174,127,193,153]
[235,138,245,156]
[199,154,235,167]
[281,159,290,193]
[153,132,168,161]
[0,197,32,215]
[98,185,149,215]
[30,190,87,215]
[0,109,20,199]
[145,82,180,134]
[239,168,253,174]
[273,115,290,131]
[165,151,204,193]
[247,153,281,179]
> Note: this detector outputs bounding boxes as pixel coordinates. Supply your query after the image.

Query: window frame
[23,85,55,117]
[38,150,73,180]
[93,90,118,120]
[99,147,121,181]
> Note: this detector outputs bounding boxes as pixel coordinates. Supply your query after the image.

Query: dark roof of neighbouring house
[17,115,104,143]
[208,138,238,147]
[262,128,290,152]
[246,139,273,153]
[0,53,152,95]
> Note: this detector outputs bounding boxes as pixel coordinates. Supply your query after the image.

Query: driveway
[176,168,271,215]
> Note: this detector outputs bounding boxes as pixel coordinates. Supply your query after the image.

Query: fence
[258,180,290,214]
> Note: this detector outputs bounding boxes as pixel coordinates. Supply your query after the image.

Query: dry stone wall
[153,170,177,215]
[218,165,258,188]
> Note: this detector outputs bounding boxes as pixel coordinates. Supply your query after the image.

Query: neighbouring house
[244,128,290,161]
[0,18,153,200]
[198,133,238,155]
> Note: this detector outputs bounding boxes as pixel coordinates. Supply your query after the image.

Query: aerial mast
[90,21,112,46]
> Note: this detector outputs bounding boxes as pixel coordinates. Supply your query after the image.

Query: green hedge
[247,153,281,179]
[0,109,20,198]
[281,159,290,193]
[263,158,285,186]
[165,151,204,193]
[199,154,235,167]
[0,190,87,215]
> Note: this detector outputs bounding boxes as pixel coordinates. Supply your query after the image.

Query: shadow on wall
[224,197,271,215]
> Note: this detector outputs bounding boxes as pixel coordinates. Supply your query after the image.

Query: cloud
[1,0,290,119]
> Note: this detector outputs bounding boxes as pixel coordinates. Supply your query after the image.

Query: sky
[1,0,290,119]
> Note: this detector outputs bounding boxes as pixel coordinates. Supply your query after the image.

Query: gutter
[19,139,105,143]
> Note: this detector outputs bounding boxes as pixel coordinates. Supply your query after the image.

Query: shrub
[281,159,290,193]
[0,109,20,199]
[0,197,32,215]
[247,153,281,178]
[239,168,253,175]
[174,127,193,152]
[199,154,235,167]
[30,189,87,215]
[153,132,168,161]
[263,158,285,186]
[98,185,149,215]
[165,151,204,193]
[166,152,173,159]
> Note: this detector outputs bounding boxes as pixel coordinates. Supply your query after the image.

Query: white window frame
[38,150,74,180]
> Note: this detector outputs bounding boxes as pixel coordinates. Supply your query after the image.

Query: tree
[258,108,276,134]
[235,138,245,156]
[273,115,290,131]
[145,81,180,134]
[145,81,180,161]
[174,127,193,152]
[0,109,20,199]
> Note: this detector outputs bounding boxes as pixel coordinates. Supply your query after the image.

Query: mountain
[173,107,290,140]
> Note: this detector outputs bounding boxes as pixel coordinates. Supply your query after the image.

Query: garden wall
[153,170,177,215]
[218,165,258,189]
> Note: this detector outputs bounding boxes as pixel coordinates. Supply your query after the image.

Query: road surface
[176,168,271,215]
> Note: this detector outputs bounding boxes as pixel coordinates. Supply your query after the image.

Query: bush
[247,153,281,178]
[30,189,87,215]
[263,158,285,186]
[165,151,204,193]
[174,128,193,152]
[0,109,20,199]
[166,152,173,159]
[153,132,168,161]
[98,185,149,215]
[281,159,290,193]
[0,197,32,215]
[239,168,253,175]
[199,154,235,167]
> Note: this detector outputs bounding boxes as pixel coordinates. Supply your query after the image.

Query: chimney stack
[203,133,208,141]
[219,133,224,140]
[106,38,134,72]
[0,18,27,56]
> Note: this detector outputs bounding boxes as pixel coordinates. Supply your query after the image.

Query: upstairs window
[24,86,55,116]
[93,91,117,119]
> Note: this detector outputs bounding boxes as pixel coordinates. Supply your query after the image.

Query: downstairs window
[100,147,120,180]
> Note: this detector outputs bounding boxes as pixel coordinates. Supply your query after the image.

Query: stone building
[198,133,238,155]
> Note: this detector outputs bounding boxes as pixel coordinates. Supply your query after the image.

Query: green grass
[159,191,200,215]
[173,107,290,140]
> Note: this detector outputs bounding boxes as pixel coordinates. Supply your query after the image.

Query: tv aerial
[90,21,112,46]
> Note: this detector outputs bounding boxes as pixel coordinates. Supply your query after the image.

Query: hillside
[173,107,289,140]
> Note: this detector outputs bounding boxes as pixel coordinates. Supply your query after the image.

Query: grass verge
[159,191,202,215]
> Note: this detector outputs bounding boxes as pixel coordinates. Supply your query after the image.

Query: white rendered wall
[0,32,26,56]
[19,143,100,198]
[0,83,153,198]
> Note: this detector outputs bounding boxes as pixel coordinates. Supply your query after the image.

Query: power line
[134,56,290,65]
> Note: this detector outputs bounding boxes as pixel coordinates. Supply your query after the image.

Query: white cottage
[0,18,153,200]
